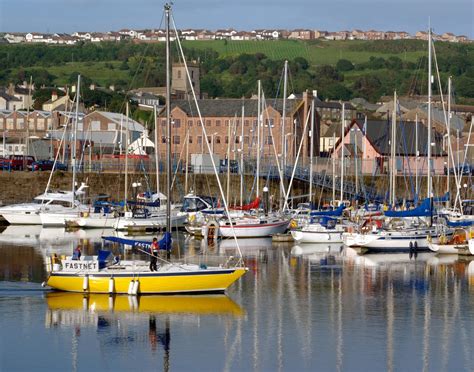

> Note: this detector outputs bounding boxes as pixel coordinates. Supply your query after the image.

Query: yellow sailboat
[45,259,247,294]
[44,4,248,295]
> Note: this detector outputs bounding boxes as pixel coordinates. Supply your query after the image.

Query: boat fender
[83,275,89,292]
[108,277,115,294]
[132,280,139,295]
[41,281,46,287]
[128,280,134,295]
[290,219,298,229]
[200,264,207,270]
[46,257,52,273]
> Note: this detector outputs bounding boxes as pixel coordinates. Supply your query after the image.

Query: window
[244,136,249,144]
[108,123,116,131]
[265,136,273,145]
[6,119,14,130]
[46,118,52,130]
[162,119,166,126]
[189,136,193,144]
[16,118,25,129]
[225,119,230,126]
[216,136,221,144]
[235,136,240,144]
[216,120,221,127]
[244,120,249,127]
[187,120,193,127]
[173,136,180,144]
[37,119,45,130]
[91,120,101,131]
[225,136,229,144]
[207,136,211,144]
[177,70,181,79]
[265,119,274,127]
[253,119,257,126]
[161,136,166,144]
[28,118,35,130]
[173,119,181,128]
[206,120,211,127]
[197,136,202,144]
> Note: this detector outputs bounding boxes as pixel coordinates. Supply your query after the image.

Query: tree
[336,59,354,72]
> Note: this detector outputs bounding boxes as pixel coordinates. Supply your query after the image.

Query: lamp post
[211,132,218,154]
[2,130,7,157]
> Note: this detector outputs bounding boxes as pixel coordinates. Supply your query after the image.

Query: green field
[182,39,427,66]
[46,61,129,86]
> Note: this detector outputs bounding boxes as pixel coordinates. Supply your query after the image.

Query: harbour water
[1,226,473,371]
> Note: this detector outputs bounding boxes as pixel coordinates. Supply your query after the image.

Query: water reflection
[1,227,474,370]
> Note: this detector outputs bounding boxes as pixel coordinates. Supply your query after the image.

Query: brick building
[155,92,319,164]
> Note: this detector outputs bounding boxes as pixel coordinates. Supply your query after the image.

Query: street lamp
[211,132,218,153]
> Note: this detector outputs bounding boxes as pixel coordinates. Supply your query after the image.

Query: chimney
[51,91,58,102]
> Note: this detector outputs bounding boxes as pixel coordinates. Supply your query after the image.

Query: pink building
[332,119,446,175]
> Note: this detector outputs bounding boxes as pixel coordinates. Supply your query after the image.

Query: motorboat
[0,184,88,225]
[291,216,345,244]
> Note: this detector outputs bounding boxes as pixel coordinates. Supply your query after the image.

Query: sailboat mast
[340,103,345,204]
[427,27,433,199]
[415,113,419,198]
[154,104,160,195]
[165,3,172,233]
[240,102,244,207]
[446,76,451,206]
[71,74,81,205]
[332,132,336,205]
[280,60,288,210]
[309,98,315,205]
[391,91,397,206]
[256,80,261,198]
[125,103,129,209]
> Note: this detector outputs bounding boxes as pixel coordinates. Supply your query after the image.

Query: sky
[0,0,472,37]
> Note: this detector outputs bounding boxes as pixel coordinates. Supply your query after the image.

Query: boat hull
[428,242,466,254]
[46,268,247,294]
[291,229,343,243]
[0,211,42,225]
[69,215,118,228]
[218,220,289,238]
[113,214,186,231]
[343,231,431,252]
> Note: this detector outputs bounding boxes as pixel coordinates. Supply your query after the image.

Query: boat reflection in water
[45,292,244,371]
[45,292,245,317]
[291,243,344,257]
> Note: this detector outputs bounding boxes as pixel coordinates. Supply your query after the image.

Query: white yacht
[0,184,88,225]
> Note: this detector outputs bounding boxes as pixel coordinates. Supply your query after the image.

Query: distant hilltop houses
[2,28,471,44]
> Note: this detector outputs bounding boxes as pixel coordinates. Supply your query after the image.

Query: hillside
[0,39,472,105]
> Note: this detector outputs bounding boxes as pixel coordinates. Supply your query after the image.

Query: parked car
[2,155,35,170]
[28,160,68,172]
[219,159,239,173]
[444,164,474,175]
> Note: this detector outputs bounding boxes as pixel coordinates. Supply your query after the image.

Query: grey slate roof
[352,119,445,156]
[163,98,302,118]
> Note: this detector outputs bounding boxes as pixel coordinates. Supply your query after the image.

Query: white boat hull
[69,215,118,228]
[428,242,466,254]
[0,211,42,225]
[343,230,432,252]
[41,211,81,227]
[291,229,343,243]
[217,220,289,238]
[114,214,186,231]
